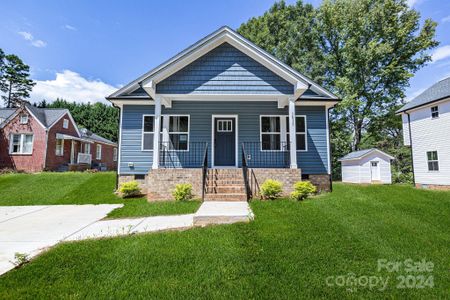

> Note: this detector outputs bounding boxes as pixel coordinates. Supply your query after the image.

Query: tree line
[1,0,438,182]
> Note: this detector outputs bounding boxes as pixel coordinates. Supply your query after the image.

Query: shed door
[370,161,380,181]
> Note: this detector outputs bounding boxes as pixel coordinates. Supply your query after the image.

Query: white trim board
[211,115,239,168]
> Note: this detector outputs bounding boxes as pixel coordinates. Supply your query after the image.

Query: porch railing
[201,144,208,201]
[241,142,290,168]
[159,141,208,168]
[77,153,92,165]
[241,144,251,201]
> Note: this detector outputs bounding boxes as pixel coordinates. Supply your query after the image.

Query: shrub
[392,172,413,184]
[119,181,141,198]
[172,184,193,201]
[11,252,29,267]
[260,179,283,200]
[290,181,317,201]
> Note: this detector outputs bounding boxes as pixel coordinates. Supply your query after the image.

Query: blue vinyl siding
[119,102,329,175]
[156,43,293,95]
[296,106,329,174]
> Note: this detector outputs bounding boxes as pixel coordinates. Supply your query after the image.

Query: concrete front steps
[204,169,247,201]
[193,201,254,226]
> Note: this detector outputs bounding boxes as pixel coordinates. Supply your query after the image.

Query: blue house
[107,27,339,201]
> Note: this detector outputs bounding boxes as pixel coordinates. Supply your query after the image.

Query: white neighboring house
[339,149,394,184]
[398,77,450,189]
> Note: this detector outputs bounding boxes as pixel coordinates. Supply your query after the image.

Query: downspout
[406,112,415,187]
[327,107,333,192]
[113,104,121,191]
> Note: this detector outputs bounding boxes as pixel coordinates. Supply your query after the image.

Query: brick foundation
[249,168,301,197]
[416,183,450,191]
[308,174,332,192]
[146,169,203,201]
[118,175,147,194]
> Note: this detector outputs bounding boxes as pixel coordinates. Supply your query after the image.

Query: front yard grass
[0,172,200,218]
[0,183,449,299]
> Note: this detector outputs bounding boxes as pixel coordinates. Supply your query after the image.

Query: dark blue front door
[214,118,236,166]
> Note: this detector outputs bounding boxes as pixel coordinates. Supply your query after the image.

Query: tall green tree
[238,0,437,180]
[0,54,35,108]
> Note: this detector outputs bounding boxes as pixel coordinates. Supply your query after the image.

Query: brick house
[0,103,118,172]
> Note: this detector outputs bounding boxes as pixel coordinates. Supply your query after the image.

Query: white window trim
[141,114,191,152]
[55,139,64,156]
[430,106,439,119]
[63,119,69,129]
[141,114,155,152]
[295,115,308,152]
[161,115,190,152]
[113,148,118,161]
[20,114,29,124]
[96,144,102,160]
[426,151,439,172]
[9,133,34,155]
[259,115,308,152]
[84,143,91,154]
[259,115,287,152]
[217,120,233,132]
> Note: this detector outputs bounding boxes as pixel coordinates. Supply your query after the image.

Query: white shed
[339,149,394,184]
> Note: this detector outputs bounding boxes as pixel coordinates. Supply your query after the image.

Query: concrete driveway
[0,204,121,275]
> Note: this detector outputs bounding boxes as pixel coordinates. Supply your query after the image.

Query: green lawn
[0,172,201,218]
[0,182,449,299]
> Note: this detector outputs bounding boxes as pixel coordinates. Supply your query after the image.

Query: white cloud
[442,15,450,23]
[18,31,47,48]
[18,31,33,41]
[431,45,450,63]
[30,70,117,104]
[64,24,77,31]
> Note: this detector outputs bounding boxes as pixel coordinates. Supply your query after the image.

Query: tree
[316,0,438,150]
[0,54,35,108]
[38,98,119,142]
[238,0,437,180]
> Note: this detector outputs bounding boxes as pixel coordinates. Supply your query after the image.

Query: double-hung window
[63,119,69,129]
[427,151,439,171]
[167,116,189,151]
[261,116,282,150]
[142,115,154,151]
[55,139,64,156]
[10,134,34,154]
[84,143,91,154]
[96,144,102,160]
[113,148,118,161]
[261,116,307,151]
[20,114,29,124]
[431,106,439,119]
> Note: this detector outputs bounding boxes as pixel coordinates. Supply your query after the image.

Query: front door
[214,118,236,166]
[370,161,380,181]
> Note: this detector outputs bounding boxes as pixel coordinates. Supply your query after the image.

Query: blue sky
[1,0,449,104]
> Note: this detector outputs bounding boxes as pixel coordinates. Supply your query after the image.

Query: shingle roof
[80,128,117,146]
[0,109,16,123]
[339,148,394,161]
[398,77,450,113]
[26,104,69,127]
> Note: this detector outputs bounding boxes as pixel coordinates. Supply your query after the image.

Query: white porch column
[152,96,162,169]
[288,97,297,169]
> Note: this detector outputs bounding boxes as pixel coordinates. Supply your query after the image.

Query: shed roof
[339,148,394,161]
[397,77,450,113]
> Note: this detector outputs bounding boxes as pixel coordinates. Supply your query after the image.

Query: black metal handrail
[241,144,251,201]
[159,141,207,168]
[241,142,290,168]
[201,144,208,201]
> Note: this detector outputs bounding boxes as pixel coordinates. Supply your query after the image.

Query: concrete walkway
[0,201,253,276]
[0,204,122,276]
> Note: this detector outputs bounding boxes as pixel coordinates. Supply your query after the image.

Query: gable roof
[107,26,338,101]
[397,77,450,113]
[26,104,69,127]
[0,109,16,124]
[339,148,394,161]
